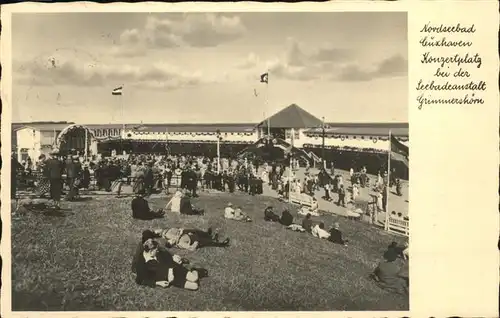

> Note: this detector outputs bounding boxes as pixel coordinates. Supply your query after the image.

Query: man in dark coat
[45,151,64,208]
[65,155,82,201]
[11,153,23,199]
[187,167,198,198]
[131,190,165,220]
[144,162,155,196]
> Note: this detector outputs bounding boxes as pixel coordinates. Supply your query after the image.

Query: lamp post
[321,117,328,170]
[216,129,221,174]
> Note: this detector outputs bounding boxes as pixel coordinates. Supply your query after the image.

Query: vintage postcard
[0,1,498,317]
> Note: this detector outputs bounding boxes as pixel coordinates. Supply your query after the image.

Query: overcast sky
[12,12,408,124]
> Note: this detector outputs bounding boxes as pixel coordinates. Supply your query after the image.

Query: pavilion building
[12,104,408,176]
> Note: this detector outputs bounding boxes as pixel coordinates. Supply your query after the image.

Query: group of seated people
[132,230,209,290]
[131,189,205,220]
[263,206,349,246]
[131,185,408,295]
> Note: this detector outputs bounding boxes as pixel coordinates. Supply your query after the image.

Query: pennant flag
[260,72,269,84]
[390,134,409,167]
[112,86,123,96]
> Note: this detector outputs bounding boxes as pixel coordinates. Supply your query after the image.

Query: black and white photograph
[9,11,409,311]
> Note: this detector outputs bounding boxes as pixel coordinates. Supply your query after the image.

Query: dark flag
[390,134,409,167]
[260,73,269,84]
[112,86,123,96]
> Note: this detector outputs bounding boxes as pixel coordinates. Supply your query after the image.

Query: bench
[387,214,409,237]
[289,192,318,210]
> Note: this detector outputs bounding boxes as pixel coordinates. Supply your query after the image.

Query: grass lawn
[11,192,408,311]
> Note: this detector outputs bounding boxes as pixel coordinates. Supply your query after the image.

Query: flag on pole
[390,134,409,167]
[260,73,269,84]
[112,86,123,96]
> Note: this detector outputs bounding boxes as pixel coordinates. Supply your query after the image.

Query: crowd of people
[12,148,408,295]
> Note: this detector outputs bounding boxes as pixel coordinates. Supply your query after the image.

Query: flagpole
[165,127,169,155]
[266,70,270,138]
[121,84,125,153]
[216,130,221,174]
[84,128,88,160]
[384,130,392,231]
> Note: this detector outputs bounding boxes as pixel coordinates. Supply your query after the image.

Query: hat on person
[334,222,340,229]
[141,230,157,244]
[227,202,233,207]
[72,155,79,159]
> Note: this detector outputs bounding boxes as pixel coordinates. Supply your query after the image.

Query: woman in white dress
[165,191,183,213]
[376,190,384,212]
[352,183,360,202]
[261,169,269,184]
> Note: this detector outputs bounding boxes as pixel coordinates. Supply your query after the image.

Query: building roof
[305,126,409,137]
[134,123,256,133]
[257,104,324,129]
[13,122,75,132]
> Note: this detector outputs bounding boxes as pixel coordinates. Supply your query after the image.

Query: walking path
[260,167,409,226]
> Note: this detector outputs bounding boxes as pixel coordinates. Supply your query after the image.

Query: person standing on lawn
[337,184,346,207]
[65,154,82,201]
[45,150,64,209]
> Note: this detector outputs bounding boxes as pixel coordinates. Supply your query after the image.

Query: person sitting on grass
[131,190,165,220]
[180,191,204,215]
[311,222,331,239]
[264,206,280,222]
[328,222,348,246]
[386,241,409,260]
[133,235,208,290]
[279,209,294,226]
[301,213,313,233]
[164,190,183,213]
[224,202,252,222]
[402,241,409,260]
[370,249,408,295]
[158,227,230,251]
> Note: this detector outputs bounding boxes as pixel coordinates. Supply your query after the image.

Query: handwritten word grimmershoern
[420,22,476,33]
[417,93,483,110]
[421,52,482,68]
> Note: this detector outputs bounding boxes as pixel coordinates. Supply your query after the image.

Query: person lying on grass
[131,190,165,220]
[370,249,408,295]
[132,230,189,273]
[155,227,230,251]
[224,202,252,222]
[133,235,208,290]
